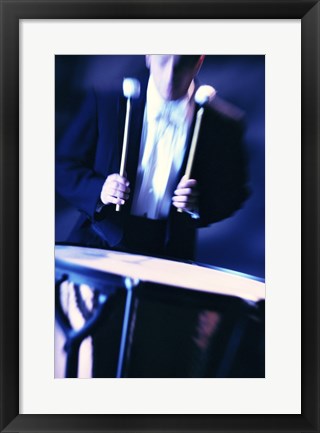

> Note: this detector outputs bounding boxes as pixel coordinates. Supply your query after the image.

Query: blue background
[55,55,265,279]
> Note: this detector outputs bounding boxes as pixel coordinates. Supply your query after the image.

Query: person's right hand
[100,173,130,206]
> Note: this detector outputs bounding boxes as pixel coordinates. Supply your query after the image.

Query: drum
[55,245,265,378]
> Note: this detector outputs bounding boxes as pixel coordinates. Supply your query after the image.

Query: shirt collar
[146,75,195,123]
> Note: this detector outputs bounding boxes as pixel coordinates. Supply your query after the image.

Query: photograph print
[54,54,265,378]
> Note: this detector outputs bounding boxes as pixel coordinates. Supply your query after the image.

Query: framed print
[0,0,319,432]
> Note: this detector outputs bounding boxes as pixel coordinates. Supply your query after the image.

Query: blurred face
[146,55,204,101]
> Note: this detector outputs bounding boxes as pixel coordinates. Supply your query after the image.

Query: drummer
[56,55,249,260]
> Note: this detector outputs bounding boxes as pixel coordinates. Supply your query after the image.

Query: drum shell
[92,281,265,378]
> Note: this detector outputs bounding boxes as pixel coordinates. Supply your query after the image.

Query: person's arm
[196,114,250,227]
[172,104,249,227]
[56,88,110,220]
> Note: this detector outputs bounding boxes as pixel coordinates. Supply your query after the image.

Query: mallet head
[123,78,141,99]
[195,85,216,106]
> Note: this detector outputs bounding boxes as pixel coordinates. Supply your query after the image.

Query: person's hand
[100,173,130,206]
[172,175,199,213]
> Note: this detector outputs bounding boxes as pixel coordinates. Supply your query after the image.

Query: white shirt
[131,75,195,220]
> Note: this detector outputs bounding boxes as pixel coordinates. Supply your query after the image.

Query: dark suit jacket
[56,72,249,260]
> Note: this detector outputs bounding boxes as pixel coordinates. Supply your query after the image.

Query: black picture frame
[0,1,319,432]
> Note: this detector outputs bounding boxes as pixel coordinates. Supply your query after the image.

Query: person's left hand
[172,175,199,213]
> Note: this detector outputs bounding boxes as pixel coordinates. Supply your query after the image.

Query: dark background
[55,55,265,279]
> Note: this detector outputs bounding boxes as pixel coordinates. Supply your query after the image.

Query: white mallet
[116,78,141,211]
[178,85,216,213]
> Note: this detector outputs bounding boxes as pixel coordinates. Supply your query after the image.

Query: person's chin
[161,92,173,101]
[163,91,181,101]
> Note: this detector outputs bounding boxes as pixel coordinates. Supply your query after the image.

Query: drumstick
[177,85,216,213]
[116,78,141,212]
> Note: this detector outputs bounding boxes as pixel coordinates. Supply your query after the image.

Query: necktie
[136,105,178,218]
